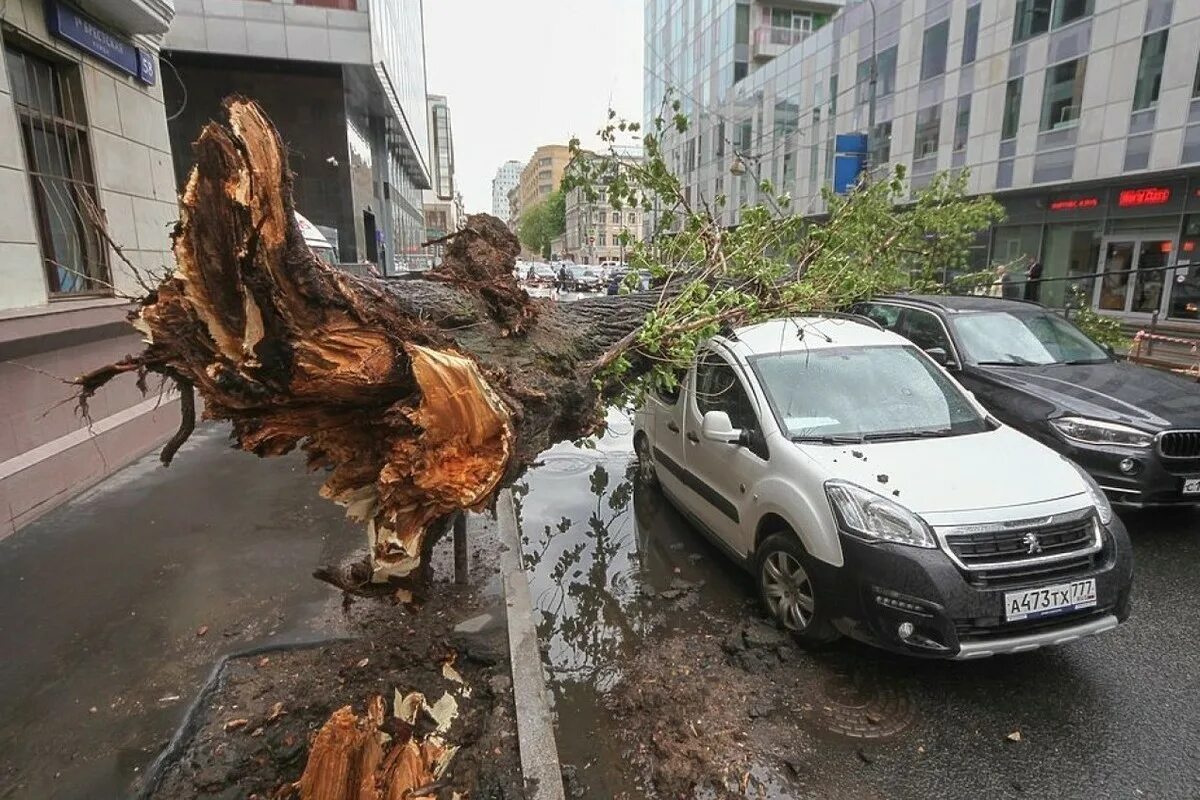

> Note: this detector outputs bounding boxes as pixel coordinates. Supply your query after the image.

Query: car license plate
[1184,478,1200,495]
[1005,579,1096,622]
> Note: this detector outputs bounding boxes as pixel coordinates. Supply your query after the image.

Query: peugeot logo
[1022,532,1043,555]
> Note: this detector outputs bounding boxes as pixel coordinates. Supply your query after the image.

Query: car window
[900,309,952,353]
[951,311,1109,365]
[857,303,902,331]
[752,345,986,439]
[694,353,758,431]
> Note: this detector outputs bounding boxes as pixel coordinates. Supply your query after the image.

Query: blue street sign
[44,0,156,85]
[833,132,869,194]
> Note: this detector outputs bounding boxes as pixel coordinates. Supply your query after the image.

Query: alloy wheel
[761,550,815,631]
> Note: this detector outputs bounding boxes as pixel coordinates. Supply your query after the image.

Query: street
[518,411,1200,799]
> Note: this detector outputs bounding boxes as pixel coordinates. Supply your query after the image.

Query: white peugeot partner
[633,317,1133,659]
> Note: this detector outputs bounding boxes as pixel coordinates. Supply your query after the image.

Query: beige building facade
[514,144,571,222]
[0,0,179,535]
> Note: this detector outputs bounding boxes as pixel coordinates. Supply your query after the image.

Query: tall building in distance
[163,0,432,273]
[646,0,1200,335]
[513,144,572,225]
[491,160,523,219]
[423,94,458,267]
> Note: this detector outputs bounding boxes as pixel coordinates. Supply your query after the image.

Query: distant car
[849,295,1200,508]
[634,316,1131,658]
[566,266,604,292]
[524,263,557,287]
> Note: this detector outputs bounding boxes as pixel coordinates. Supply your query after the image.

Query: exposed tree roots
[77,97,665,582]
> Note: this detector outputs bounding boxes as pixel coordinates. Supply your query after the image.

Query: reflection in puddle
[514,409,751,796]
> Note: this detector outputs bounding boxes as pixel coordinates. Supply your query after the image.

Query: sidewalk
[0,424,362,799]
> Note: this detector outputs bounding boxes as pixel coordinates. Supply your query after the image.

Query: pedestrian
[607,273,622,296]
[1024,259,1044,303]
[558,264,570,296]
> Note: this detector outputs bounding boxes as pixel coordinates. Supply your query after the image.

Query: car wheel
[633,433,658,487]
[755,533,837,645]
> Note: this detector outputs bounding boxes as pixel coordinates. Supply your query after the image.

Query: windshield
[951,311,1109,366]
[752,345,988,441]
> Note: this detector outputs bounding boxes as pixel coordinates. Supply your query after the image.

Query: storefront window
[992,224,1043,298]
[1041,223,1101,309]
[1170,214,1200,320]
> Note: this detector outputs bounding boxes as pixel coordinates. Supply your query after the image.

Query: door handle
[667,421,680,433]
[686,431,699,443]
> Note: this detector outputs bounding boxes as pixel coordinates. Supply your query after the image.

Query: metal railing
[754,25,811,48]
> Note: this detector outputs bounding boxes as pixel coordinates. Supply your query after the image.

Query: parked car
[849,295,1200,508]
[566,265,604,292]
[633,317,1132,658]
[524,263,557,287]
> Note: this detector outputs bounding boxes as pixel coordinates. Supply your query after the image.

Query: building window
[920,20,950,81]
[1053,0,1092,28]
[628,213,636,224]
[870,120,892,165]
[914,104,941,158]
[538,157,551,167]
[962,4,981,65]
[1002,78,1023,140]
[4,41,109,297]
[734,61,748,82]
[1194,53,1200,97]
[1013,0,1051,42]
[1041,57,1087,131]
[877,45,898,97]
[953,95,971,151]
[1133,30,1169,111]
[598,232,606,246]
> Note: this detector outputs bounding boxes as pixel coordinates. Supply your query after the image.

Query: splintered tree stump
[78,97,669,582]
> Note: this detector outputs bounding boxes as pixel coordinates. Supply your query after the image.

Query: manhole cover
[816,667,916,739]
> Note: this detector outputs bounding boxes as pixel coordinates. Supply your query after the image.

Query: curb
[495,489,566,800]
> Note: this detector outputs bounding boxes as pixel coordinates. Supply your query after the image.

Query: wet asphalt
[0,425,361,800]
[2,403,1198,799]
[518,411,1200,800]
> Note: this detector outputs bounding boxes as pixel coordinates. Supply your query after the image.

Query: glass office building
[646,0,1200,330]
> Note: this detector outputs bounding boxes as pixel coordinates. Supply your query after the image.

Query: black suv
[849,295,1200,508]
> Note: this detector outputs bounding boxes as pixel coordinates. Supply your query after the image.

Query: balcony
[752,25,811,62]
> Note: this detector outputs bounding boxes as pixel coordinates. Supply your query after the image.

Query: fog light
[1119,457,1140,475]
[897,622,915,640]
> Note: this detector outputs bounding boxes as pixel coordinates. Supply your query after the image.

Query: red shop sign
[1049,196,1100,211]
[1117,186,1171,207]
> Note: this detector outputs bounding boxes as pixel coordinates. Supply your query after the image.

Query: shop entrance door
[1093,234,1174,315]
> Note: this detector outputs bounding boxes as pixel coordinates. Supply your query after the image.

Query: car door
[646,379,690,502]
[896,307,958,365]
[682,349,771,556]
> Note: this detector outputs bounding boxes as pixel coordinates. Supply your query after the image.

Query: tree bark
[78,97,663,582]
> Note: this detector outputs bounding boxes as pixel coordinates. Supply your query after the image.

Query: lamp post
[864,0,879,172]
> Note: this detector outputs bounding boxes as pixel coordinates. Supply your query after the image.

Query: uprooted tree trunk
[77,97,671,584]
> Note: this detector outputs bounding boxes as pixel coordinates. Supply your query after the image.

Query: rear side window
[900,309,952,353]
[694,354,758,431]
[855,303,902,331]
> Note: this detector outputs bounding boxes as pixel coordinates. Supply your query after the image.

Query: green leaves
[517,189,567,258]
[573,98,1005,404]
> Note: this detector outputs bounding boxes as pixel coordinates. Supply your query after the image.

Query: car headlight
[825,480,936,548]
[1065,460,1114,526]
[1050,417,1153,448]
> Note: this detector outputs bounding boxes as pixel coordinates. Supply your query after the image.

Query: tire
[755,532,838,646]
[633,432,658,487]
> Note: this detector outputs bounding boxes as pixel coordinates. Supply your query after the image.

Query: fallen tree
[77,97,1004,585]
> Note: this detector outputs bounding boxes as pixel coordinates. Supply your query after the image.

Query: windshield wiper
[975,354,1044,366]
[862,429,956,442]
[790,434,865,444]
[1061,358,1109,365]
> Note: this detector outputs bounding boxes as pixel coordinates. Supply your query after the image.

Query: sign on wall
[44,0,156,85]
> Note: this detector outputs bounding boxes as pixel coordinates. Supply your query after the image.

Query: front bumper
[1053,438,1199,507]
[815,517,1133,659]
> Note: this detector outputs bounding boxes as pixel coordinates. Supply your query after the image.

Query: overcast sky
[422,0,644,214]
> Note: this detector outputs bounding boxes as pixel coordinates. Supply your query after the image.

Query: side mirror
[925,347,956,369]
[701,410,741,443]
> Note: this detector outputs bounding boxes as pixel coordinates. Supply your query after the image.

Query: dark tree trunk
[77,98,664,582]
